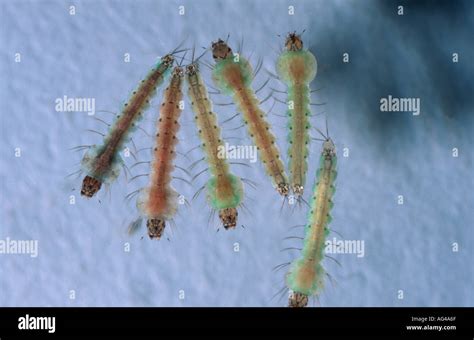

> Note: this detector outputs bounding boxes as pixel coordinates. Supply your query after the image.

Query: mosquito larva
[186,61,244,229]
[276,32,317,197]
[136,66,184,239]
[80,55,174,198]
[286,137,337,307]
[211,39,289,196]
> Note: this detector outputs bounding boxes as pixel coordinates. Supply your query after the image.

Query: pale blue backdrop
[0,0,473,306]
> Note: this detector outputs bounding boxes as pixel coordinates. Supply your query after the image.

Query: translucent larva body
[276,33,317,196]
[211,39,289,196]
[186,63,243,229]
[81,55,174,198]
[136,66,184,239]
[286,138,336,307]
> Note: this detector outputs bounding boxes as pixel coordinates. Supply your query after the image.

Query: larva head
[288,291,309,308]
[219,207,238,230]
[185,63,199,76]
[161,54,175,68]
[81,175,102,198]
[292,184,304,197]
[277,182,290,196]
[147,218,166,239]
[322,138,336,158]
[285,32,304,51]
[172,66,184,78]
[211,39,233,60]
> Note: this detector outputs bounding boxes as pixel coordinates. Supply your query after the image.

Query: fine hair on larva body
[211,38,289,197]
[135,66,185,239]
[80,54,175,198]
[286,136,337,307]
[276,32,317,197]
[186,60,244,230]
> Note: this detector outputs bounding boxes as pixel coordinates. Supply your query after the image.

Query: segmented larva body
[211,39,289,196]
[276,33,317,196]
[81,55,174,198]
[186,63,243,229]
[136,66,184,239]
[287,139,336,307]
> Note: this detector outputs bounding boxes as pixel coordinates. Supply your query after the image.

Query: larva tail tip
[219,208,238,230]
[288,291,309,308]
[81,175,102,198]
[146,218,166,239]
[277,183,290,197]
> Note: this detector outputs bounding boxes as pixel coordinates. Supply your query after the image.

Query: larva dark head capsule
[288,291,309,308]
[186,63,199,76]
[277,182,290,196]
[211,39,233,60]
[172,66,184,78]
[81,176,102,198]
[161,54,175,68]
[292,184,304,197]
[285,32,304,51]
[322,138,336,158]
[147,218,166,239]
[219,207,238,230]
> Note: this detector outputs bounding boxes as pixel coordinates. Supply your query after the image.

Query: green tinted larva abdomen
[276,33,317,196]
[136,66,184,239]
[80,55,174,198]
[211,39,289,196]
[286,138,336,306]
[186,62,243,229]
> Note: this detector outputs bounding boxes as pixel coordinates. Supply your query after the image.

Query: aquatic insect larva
[211,39,289,196]
[80,54,175,198]
[135,66,184,239]
[286,136,337,307]
[186,61,244,229]
[276,32,317,196]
